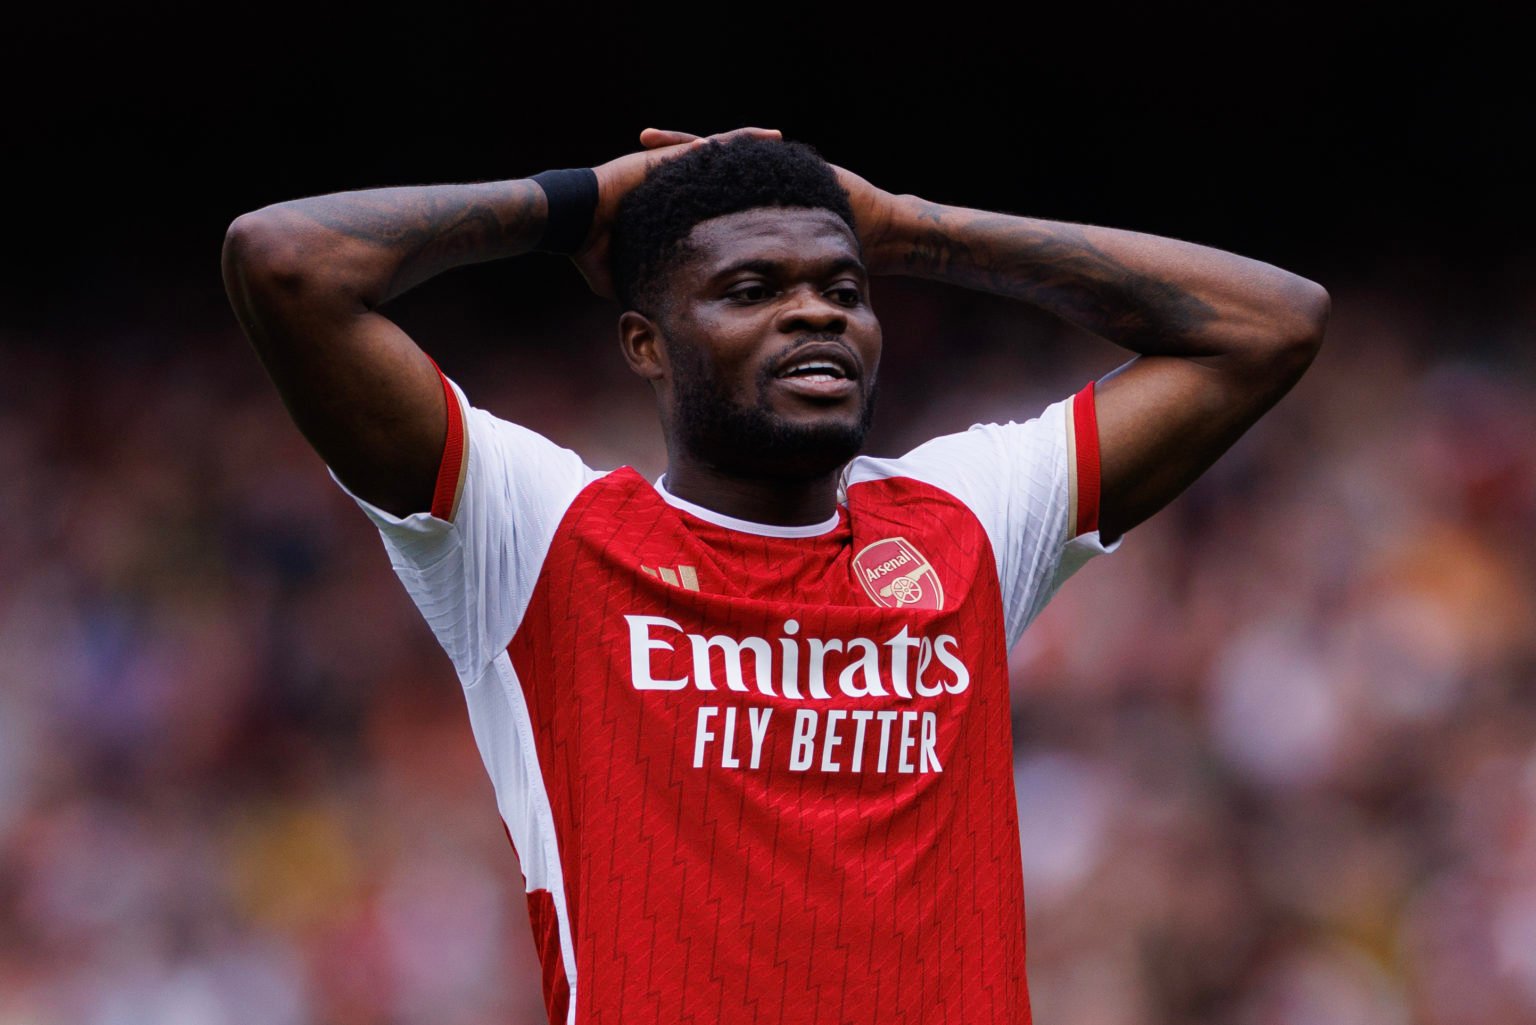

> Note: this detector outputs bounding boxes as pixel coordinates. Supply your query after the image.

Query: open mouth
[773,343,859,385]
[778,360,848,384]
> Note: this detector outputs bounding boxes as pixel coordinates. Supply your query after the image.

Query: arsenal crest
[853,537,945,611]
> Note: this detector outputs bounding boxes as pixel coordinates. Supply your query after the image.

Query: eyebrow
[706,255,867,284]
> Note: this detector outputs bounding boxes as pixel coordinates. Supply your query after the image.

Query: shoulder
[447,375,610,506]
[847,393,1074,503]
[333,372,612,538]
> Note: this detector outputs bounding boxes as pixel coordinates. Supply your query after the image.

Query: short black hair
[610,136,857,315]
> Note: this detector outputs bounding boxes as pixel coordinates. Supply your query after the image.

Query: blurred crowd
[1,285,1534,1025]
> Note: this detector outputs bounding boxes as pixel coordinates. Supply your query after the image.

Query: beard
[668,341,877,480]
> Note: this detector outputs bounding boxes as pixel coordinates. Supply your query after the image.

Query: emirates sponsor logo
[853,537,944,610]
[624,616,969,700]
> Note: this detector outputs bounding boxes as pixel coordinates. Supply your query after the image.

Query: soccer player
[222,126,1328,1024]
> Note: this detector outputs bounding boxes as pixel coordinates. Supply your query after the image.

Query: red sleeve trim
[427,357,466,522]
[1072,380,1101,537]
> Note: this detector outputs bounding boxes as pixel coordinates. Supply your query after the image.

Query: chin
[671,368,878,480]
[678,402,873,480]
[722,417,867,479]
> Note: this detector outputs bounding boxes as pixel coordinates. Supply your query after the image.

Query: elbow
[223,211,266,263]
[1222,277,1329,388]
[223,207,374,309]
[221,213,270,318]
[1241,276,1329,381]
[1275,276,1331,361]
[222,209,311,290]
[221,209,355,337]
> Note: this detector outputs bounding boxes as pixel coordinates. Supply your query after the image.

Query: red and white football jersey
[329,367,1121,1025]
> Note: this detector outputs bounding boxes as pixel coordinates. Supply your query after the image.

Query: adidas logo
[641,564,701,592]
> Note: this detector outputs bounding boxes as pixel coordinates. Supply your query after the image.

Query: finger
[640,128,701,149]
[703,127,783,143]
[641,126,782,150]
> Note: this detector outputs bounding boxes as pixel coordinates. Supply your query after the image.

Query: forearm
[224,178,548,310]
[868,195,1328,365]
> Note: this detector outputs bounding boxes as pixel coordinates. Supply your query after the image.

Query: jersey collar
[653,475,843,539]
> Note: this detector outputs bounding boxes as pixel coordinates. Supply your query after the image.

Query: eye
[726,282,774,303]
[827,282,864,306]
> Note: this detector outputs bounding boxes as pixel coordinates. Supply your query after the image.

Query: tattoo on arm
[288,180,545,301]
[900,203,1217,349]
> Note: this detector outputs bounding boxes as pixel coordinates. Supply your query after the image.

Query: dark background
[7,5,1532,339]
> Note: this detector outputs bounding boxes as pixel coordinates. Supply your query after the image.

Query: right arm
[221,127,782,519]
[221,179,548,518]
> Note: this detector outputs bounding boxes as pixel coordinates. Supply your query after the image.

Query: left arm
[852,184,1330,544]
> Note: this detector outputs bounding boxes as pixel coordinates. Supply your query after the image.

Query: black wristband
[530,168,600,254]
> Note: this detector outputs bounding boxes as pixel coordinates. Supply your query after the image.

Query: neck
[662,457,842,527]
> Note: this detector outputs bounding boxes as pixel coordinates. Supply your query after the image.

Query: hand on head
[574,128,783,298]
[638,127,783,150]
[574,126,896,298]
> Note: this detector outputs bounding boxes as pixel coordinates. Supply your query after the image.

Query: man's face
[646,207,882,479]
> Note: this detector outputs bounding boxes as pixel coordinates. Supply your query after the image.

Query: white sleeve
[326,370,602,684]
[858,381,1123,650]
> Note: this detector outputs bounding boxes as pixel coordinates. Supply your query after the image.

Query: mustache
[761,335,865,383]
[778,334,857,357]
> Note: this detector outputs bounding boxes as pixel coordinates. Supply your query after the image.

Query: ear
[618,310,667,382]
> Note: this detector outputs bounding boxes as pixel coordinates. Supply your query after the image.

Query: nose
[775,284,847,334]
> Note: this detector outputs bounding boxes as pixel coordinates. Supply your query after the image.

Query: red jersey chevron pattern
[512,469,1024,1023]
